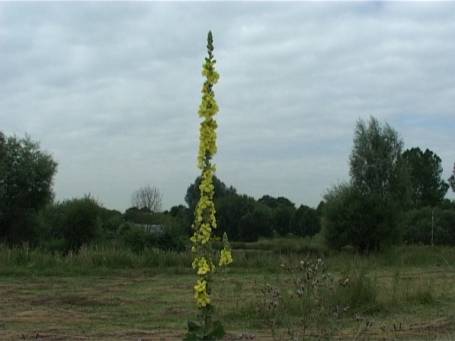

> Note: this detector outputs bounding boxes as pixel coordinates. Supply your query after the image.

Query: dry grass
[0,265,454,340]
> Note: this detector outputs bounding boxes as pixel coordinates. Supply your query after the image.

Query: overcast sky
[1,2,454,211]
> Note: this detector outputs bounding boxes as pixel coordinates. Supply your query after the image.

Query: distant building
[131,223,164,234]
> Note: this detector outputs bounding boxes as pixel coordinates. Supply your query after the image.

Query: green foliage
[350,117,410,207]
[120,212,186,253]
[216,194,255,240]
[258,195,294,209]
[124,206,157,224]
[184,318,225,341]
[186,180,306,241]
[0,133,57,244]
[54,196,102,252]
[323,117,407,253]
[271,205,294,235]
[331,270,379,313]
[323,184,400,252]
[238,204,273,242]
[401,207,455,245]
[290,205,320,237]
[167,204,192,233]
[121,226,158,253]
[185,176,236,213]
[231,236,327,256]
[258,195,296,236]
[402,147,449,207]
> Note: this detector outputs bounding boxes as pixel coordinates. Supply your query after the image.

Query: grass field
[1,241,455,340]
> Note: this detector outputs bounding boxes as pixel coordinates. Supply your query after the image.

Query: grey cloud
[1,2,454,211]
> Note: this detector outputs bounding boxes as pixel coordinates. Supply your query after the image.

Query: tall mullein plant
[185,31,233,341]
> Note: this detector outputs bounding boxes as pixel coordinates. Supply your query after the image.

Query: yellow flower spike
[188,32,233,336]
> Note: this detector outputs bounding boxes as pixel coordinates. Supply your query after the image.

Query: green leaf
[187,320,202,332]
[207,320,225,339]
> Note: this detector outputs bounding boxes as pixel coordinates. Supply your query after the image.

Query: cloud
[0,2,454,211]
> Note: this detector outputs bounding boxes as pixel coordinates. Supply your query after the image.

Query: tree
[124,206,159,224]
[185,175,236,212]
[272,205,294,235]
[323,184,399,252]
[290,205,320,237]
[449,162,455,193]
[402,147,449,207]
[216,194,255,240]
[350,117,409,205]
[168,204,192,233]
[238,204,273,242]
[0,133,57,244]
[323,117,407,252]
[258,195,294,209]
[401,207,455,246]
[316,201,325,215]
[58,196,102,252]
[131,185,162,212]
[258,195,295,235]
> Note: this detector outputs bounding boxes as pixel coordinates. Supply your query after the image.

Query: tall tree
[324,117,407,252]
[185,175,236,212]
[449,162,455,193]
[131,185,162,212]
[350,116,409,204]
[0,133,57,244]
[402,147,449,207]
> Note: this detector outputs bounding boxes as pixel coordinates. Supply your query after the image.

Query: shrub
[61,197,102,252]
[39,197,103,252]
[331,270,379,313]
[120,219,186,253]
[323,184,400,253]
[122,226,156,253]
[401,207,455,245]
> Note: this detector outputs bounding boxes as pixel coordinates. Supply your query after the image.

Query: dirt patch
[29,294,118,307]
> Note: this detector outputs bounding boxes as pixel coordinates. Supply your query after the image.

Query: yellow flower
[219,247,233,267]
[192,257,213,275]
[190,33,232,315]
[194,279,210,307]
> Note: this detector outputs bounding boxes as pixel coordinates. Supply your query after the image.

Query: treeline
[182,177,321,242]
[1,116,455,255]
[0,131,320,253]
[323,117,455,253]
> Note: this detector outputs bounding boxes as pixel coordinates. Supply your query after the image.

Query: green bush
[331,270,379,313]
[39,197,103,252]
[323,184,400,253]
[401,207,455,245]
[121,226,157,253]
[120,220,186,253]
[60,197,102,252]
